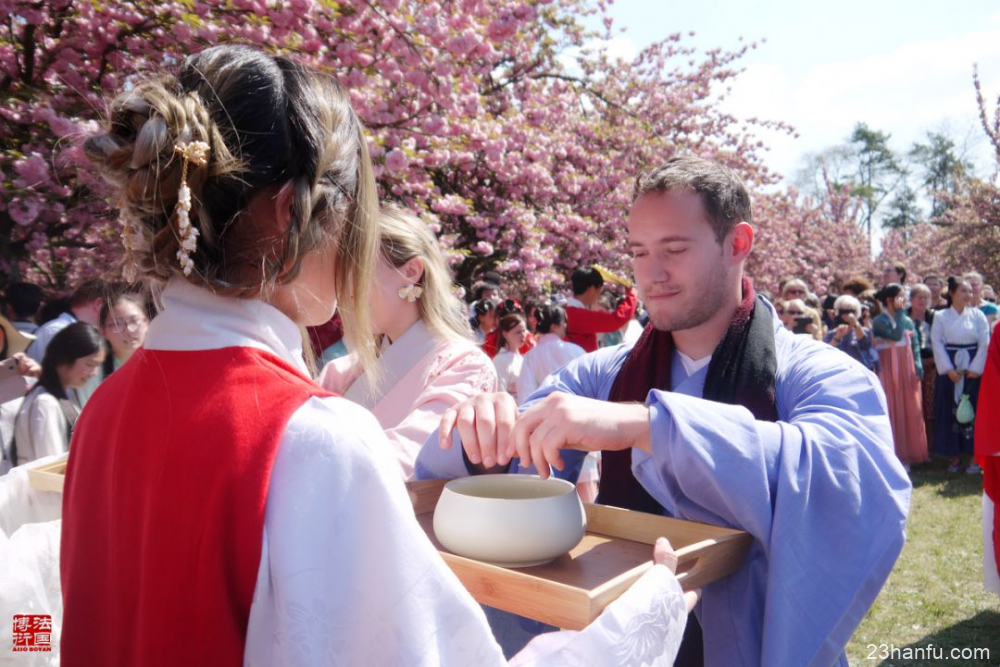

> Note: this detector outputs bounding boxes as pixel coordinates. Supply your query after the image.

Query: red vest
[60,347,331,666]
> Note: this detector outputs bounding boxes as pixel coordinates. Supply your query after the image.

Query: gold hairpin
[173,140,209,276]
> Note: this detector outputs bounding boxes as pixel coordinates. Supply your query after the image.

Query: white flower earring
[172,140,210,276]
[397,284,424,303]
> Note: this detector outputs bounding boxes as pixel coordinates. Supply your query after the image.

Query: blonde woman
[59,45,689,667]
[320,206,497,481]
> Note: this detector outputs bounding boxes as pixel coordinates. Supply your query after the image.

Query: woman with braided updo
[58,45,688,667]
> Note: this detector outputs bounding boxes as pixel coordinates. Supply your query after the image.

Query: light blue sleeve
[632,334,911,667]
[414,345,633,482]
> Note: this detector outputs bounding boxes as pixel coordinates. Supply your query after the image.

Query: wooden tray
[406,479,752,630]
[26,455,69,493]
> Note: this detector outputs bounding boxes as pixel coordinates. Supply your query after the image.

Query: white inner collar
[144,279,309,376]
[677,350,712,377]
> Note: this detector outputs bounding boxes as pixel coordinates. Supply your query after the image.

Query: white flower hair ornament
[173,140,210,276]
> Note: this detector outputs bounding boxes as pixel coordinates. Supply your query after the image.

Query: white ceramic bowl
[433,474,587,567]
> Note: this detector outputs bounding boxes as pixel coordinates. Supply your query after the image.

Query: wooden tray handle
[674,539,715,585]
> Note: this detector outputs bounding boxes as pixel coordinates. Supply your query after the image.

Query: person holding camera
[823,295,875,370]
[782,299,822,340]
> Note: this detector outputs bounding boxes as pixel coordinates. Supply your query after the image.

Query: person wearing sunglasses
[824,295,876,371]
[779,298,808,331]
[780,278,809,302]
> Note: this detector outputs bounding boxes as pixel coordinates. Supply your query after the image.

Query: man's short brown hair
[69,278,111,307]
[633,155,752,243]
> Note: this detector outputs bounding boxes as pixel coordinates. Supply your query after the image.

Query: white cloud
[721,28,1000,180]
[603,36,638,62]
[557,36,639,74]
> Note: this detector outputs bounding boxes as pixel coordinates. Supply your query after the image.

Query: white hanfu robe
[418,300,911,667]
[319,320,497,481]
[517,333,586,403]
[493,348,524,404]
[930,306,990,376]
[143,281,686,667]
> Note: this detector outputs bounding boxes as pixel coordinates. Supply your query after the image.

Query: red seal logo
[12,615,52,652]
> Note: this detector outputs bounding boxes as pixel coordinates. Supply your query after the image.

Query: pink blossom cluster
[2,0,885,296]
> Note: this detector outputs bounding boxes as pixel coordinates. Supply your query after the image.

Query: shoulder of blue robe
[413,344,634,481]
[632,320,912,667]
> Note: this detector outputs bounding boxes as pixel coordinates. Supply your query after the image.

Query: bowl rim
[442,473,576,500]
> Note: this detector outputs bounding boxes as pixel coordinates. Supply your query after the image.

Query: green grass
[846,459,1000,666]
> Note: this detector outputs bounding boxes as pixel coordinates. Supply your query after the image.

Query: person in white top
[931,276,992,473]
[493,312,527,404]
[12,322,104,467]
[518,303,586,402]
[517,304,597,500]
[58,45,691,667]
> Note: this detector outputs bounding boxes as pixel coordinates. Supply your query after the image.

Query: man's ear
[272,181,297,235]
[729,222,754,263]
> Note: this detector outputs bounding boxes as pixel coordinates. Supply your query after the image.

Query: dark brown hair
[633,156,752,243]
[83,45,380,369]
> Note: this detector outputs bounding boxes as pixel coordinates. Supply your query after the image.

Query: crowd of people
[766,266,994,474]
[0,43,994,667]
[0,280,151,473]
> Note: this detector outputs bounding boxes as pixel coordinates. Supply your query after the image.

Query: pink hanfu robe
[320,320,497,480]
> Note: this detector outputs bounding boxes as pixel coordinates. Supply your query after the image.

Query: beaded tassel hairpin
[173,140,210,276]
[119,209,146,283]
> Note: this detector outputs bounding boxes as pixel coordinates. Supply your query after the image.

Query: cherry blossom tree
[3,0,854,297]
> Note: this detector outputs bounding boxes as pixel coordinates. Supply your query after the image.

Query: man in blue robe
[416,156,911,667]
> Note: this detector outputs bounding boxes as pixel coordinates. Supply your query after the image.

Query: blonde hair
[377,205,472,344]
[83,45,380,373]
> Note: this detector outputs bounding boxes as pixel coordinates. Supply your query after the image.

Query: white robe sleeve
[931,313,953,373]
[17,394,66,465]
[245,396,687,667]
[516,357,541,407]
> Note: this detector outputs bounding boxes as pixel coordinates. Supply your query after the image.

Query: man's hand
[508,393,650,479]
[439,393,519,470]
[439,392,652,478]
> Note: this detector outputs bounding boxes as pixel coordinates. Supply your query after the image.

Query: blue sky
[597,0,1000,184]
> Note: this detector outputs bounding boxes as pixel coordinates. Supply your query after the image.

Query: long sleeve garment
[872,310,923,377]
[319,320,497,482]
[23,312,75,363]
[517,334,586,404]
[417,302,911,667]
[12,388,75,466]
[564,292,638,353]
[930,306,991,374]
[493,348,525,405]
[136,281,686,667]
